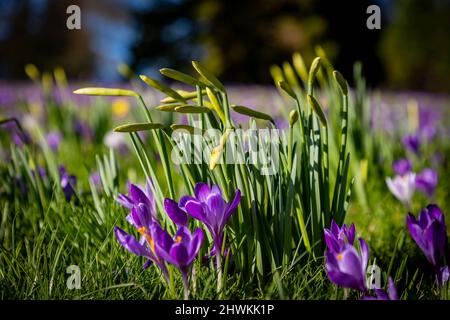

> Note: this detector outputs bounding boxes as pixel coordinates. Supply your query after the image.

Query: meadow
[0,52,449,300]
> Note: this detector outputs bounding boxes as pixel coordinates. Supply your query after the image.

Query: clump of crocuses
[407,204,449,287]
[324,220,398,299]
[324,220,369,293]
[114,181,204,299]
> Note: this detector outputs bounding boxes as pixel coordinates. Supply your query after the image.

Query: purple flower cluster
[114,181,241,297]
[407,204,449,287]
[324,220,398,299]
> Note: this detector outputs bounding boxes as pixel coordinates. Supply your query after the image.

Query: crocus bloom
[74,119,94,141]
[407,204,448,284]
[362,277,399,300]
[324,219,355,253]
[386,172,416,206]
[403,134,420,154]
[59,166,76,201]
[419,108,439,140]
[393,158,412,176]
[117,181,157,223]
[180,183,241,259]
[325,238,369,292]
[46,131,62,151]
[415,168,438,198]
[155,226,203,275]
[89,171,101,188]
[438,266,449,287]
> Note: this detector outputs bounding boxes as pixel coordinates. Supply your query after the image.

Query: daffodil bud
[73,87,139,97]
[289,110,299,126]
[333,70,348,96]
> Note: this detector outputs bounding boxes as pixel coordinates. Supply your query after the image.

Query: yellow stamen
[147,235,155,253]
[337,253,343,261]
[137,226,146,234]
[175,236,182,244]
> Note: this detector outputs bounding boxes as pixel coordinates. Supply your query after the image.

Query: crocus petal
[184,199,207,223]
[339,246,364,278]
[359,238,369,272]
[164,198,188,226]
[387,277,399,300]
[325,247,367,292]
[324,229,340,252]
[427,204,444,224]
[169,243,189,268]
[129,184,151,207]
[415,169,438,197]
[406,213,427,251]
[424,220,447,266]
[224,189,241,223]
[179,195,197,208]
[330,220,340,237]
[210,185,223,196]
[187,228,204,264]
[174,226,192,247]
[194,183,211,202]
[114,226,148,257]
[143,259,153,270]
[393,158,412,176]
[206,193,227,229]
[117,194,134,209]
[151,222,173,253]
[346,224,356,244]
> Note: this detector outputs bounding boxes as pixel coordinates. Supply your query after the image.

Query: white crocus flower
[385,172,416,207]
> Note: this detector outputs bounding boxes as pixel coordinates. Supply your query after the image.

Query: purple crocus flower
[46,131,62,151]
[415,168,438,198]
[154,226,204,298]
[89,171,101,188]
[59,166,76,201]
[73,119,94,141]
[324,219,356,253]
[407,204,448,285]
[419,107,439,140]
[117,181,157,223]
[437,266,449,288]
[180,183,241,259]
[386,172,416,206]
[393,158,412,176]
[362,277,399,300]
[403,134,420,154]
[325,238,369,292]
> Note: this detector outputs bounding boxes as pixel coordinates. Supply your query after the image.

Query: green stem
[137,94,175,198]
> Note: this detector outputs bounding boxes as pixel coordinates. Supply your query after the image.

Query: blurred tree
[0,0,93,80]
[380,0,450,91]
[130,0,384,85]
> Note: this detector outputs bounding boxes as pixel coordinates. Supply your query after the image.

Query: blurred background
[0,0,449,91]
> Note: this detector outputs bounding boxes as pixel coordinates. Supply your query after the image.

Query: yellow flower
[112,98,130,118]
